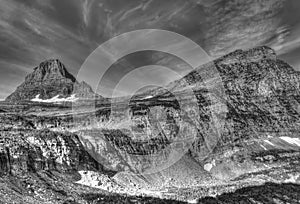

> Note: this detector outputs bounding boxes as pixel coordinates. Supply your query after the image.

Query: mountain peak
[5,60,98,102]
[215,46,276,65]
[28,59,76,83]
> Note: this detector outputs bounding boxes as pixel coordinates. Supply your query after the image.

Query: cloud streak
[0,0,300,99]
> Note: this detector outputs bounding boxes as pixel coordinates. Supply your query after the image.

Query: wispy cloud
[0,0,300,98]
[200,0,286,56]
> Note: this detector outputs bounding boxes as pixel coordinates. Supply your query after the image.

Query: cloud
[0,61,31,100]
[0,0,96,98]
[82,0,89,25]
[199,0,286,56]
[1,0,300,99]
[82,0,96,26]
[0,1,93,61]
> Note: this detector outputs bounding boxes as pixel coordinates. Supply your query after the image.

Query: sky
[1,0,300,99]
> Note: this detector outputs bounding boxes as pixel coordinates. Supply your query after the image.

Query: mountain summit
[27,59,76,83]
[5,59,98,102]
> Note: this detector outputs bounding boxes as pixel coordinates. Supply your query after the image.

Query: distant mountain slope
[5,59,102,102]
[77,46,300,187]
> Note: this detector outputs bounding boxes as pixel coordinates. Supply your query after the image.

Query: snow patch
[204,159,215,172]
[76,171,102,188]
[31,94,78,103]
[264,140,275,146]
[27,136,36,144]
[187,198,199,204]
[280,137,300,147]
[285,174,299,183]
[260,144,267,150]
[143,95,153,99]
[76,171,162,197]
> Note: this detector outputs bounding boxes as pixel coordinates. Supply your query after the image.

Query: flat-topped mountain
[5,59,100,102]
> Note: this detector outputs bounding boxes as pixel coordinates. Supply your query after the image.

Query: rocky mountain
[5,59,100,102]
[73,46,300,200]
[1,46,300,203]
[74,46,299,172]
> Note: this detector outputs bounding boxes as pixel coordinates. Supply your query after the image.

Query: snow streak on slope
[280,137,300,147]
[31,94,78,103]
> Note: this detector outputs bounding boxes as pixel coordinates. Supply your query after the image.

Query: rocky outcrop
[5,59,100,102]
[0,129,105,176]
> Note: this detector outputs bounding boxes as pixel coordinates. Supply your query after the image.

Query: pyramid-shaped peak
[5,59,103,102]
[29,59,76,83]
[35,59,64,71]
[40,58,62,64]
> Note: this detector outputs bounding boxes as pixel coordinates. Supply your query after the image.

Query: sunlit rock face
[78,46,300,183]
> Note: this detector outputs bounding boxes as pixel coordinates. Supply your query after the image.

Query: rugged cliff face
[5,59,99,102]
[76,46,300,191]
[0,129,104,176]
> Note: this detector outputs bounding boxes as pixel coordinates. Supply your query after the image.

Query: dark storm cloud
[0,0,300,99]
